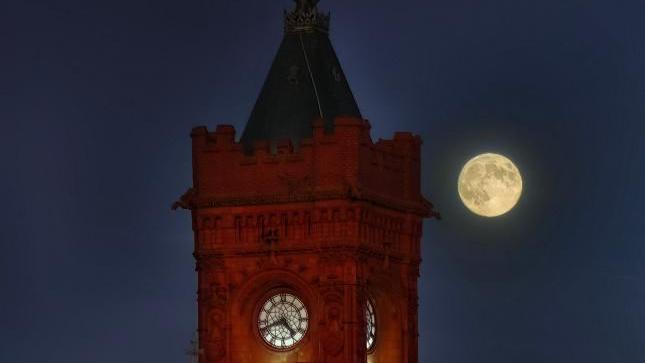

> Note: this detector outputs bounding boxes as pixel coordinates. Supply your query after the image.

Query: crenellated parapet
[188,117,435,217]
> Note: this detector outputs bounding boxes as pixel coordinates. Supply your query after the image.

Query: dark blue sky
[2,0,644,362]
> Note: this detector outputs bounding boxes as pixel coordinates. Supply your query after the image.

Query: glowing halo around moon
[458,153,523,217]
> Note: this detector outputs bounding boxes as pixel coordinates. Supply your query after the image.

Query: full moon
[458,153,523,217]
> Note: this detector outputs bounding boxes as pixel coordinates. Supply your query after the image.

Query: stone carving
[321,287,345,358]
[322,304,344,357]
[198,279,228,363]
[171,187,197,210]
[204,307,226,362]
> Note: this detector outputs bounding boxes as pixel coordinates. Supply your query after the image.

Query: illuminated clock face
[258,293,309,350]
[366,299,376,350]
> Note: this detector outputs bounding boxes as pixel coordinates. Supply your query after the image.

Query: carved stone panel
[320,286,345,361]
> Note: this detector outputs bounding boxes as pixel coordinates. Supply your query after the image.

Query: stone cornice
[190,188,432,217]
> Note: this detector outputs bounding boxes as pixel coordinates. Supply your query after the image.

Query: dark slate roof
[240,2,362,148]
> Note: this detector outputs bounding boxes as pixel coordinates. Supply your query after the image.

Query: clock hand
[260,319,282,333]
[279,317,296,336]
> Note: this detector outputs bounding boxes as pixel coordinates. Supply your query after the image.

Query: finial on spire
[284,0,329,33]
[294,0,320,11]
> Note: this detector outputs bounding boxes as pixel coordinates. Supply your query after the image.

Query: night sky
[2,0,644,362]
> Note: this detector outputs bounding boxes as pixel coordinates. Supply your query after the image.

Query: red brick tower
[175,2,437,363]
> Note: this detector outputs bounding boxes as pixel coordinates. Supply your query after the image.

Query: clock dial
[366,299,376,350]
[258,293,309,350]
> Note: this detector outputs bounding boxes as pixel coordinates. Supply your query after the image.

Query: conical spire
[240,0,362,149]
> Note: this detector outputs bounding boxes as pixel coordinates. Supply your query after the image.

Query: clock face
[258,293,309,350]
[366,299,376,350]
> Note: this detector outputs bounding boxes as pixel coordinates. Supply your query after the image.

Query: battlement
[190,117,428,216]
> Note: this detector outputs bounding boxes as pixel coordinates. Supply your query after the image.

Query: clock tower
[174,1,438,362]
